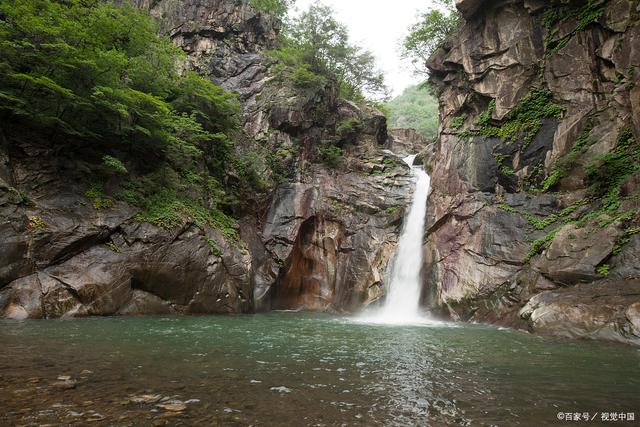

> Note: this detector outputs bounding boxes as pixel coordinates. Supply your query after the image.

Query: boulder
[534,223,624,284]
[520,279,640,345]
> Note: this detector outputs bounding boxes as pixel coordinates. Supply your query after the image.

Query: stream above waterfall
[2,313,639,426]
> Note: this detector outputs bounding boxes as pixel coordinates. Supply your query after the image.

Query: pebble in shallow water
[269,386,291,393]
[131,394,162,404]
[51,379,77,390]
[156,402,187,412]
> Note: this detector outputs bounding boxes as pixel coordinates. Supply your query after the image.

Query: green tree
[250,0,295,18]
[284,2,388,101]
[385,85,439,139]
[402,0,460,74]
[0,0,242,233]
[0,0,238,166]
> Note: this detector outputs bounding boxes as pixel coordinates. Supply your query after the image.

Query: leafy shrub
[273,3,388,101]
[320,144,343,169]
[233,150,270,191]
[371,102,390,119]
[0,0,239,174]
[85,183,113,210]
[119,167,239,239]
[249,0,293,18]
[103,155,128,175]
[204,236,222,257]
[402,0,460,71]
[28,215,46,229]
[337,118,362,136]
[451,114,466,130]
[292,65,327,89]
[596,264,610,276]
[106,241,121,253]
[1,0,245,239]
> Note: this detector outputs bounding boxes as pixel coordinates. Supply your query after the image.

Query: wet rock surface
[386,129,432,158]
[261,160,413,312]
[423,0,640,344]
[519,279,640,345]
[0,0,416,318]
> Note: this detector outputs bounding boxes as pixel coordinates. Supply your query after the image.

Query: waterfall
[359,154,435,325]
[380,155,430,322]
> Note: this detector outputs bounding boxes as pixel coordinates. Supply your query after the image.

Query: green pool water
[1,313,638,426]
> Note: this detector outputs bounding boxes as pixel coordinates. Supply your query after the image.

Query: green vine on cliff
[539,125,595,192]
[503,128,640,263]
[460,88,564,147]
[450,114,467,130]
[543,1,605,57]
[613,226,640,255]
[203,236,222,257]
[525,226,563,263]
[585,129,640,198]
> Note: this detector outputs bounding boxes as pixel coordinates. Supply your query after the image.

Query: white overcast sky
[291,0,435,97]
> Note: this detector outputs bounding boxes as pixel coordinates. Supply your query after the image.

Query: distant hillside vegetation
[385,84,439,140]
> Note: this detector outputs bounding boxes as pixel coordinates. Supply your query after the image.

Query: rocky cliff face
[0,0,415,318]
[423,0,640,344]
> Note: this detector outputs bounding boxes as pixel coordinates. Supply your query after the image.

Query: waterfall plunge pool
[1,313,639,426]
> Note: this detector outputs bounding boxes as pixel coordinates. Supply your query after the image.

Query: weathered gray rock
[609,234,640,279]
[455,0,485,19]
[118,290,175,316]
[0,219,253,318]
[422,0,640,344]
[134,0,279,97]
[534,223,625,284]
[520,279,640,345]
[386,129,431,158]
[0,274,43,319]
[257,136,416,312]
[1,0,424,319]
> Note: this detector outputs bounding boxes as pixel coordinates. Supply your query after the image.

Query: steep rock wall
[423,0,640,344]
[0,0,415,318]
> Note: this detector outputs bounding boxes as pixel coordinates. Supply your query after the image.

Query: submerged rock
[156,403,187,412]
[269,386,292,393]
[52,379,77,390]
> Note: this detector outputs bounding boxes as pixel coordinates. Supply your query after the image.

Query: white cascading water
[379,154,430,322]
[359,154,437,325]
